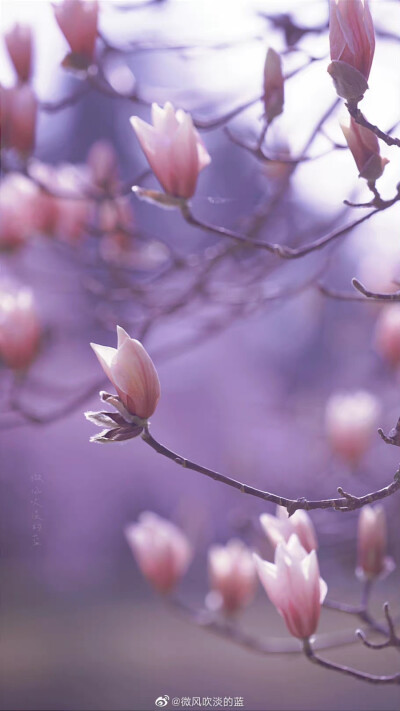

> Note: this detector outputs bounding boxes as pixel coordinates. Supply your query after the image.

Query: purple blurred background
[1,1,400,709]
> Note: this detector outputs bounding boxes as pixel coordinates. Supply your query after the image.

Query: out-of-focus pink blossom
[357,505,395,580]
[1,85,37,154]
[125,512,192,593]
[325,390,380,465]
[87,140,119,192]
[54,0,99,60]
[0,285,41,370]
[375,305,400,367]
[130,102,211,199]
[5,23,33,83]
[260,507,317,553]
[263,48,284,124]
[341,117,388,182]
[329,0,375,80]
[208,539,257,614]
[254,535,327,639]
[91,326,160,420]
[0,174,38,251]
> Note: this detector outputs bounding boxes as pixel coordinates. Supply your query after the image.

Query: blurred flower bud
[375,305,400,367]
[0,285,41,370]
[91,325,160,421]
[125,512,192,594]
[325,390,380,465]
[329,0,375,83]
[341,117,389,182]
[87,140,119,192]
[263,48,284,124]
[130,102,211,200]
[4,23,33,83]
[357,505,395,580]
[0,174,37,251]
[208,539,257,615]
[260,506,317,553]
[1,84,37,155]
[254,535,327,639]
[54,0,98,62]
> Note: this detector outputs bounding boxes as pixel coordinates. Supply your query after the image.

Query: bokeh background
[1,1,400,709]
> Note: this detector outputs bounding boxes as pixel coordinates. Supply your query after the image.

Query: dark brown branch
[347,104,400,148]
[303,638,400,685]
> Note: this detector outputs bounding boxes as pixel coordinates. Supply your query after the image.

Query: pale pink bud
[0,285,41,370]
[54,0,98,60]
[329,0,375,80]
[357,505,395,580]
[87,140,119,191]
[5,23,33,83]
[341,117,388,182]
[254,535,327,640]
[130,102,211,199]
[125,512,192,593]
[263,48,284,124]
[208,539,257,614]
[375,305,400,367]
[0,174,38,251]
[260,506,317,553]
[325,390,380,465]
[1,85,37,155]
[91,326,160,420]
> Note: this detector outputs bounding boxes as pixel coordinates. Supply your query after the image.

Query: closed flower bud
[341,117,389,182]
[260,506,317,553]
[357,505,395,580]
[375,305,400,367]
[0,285,41,370]
[263,48,284,124]
[87,140,119,192]
[1,84,37,155]
[130,102,211,200]
[208,539,257,614]
[254,535,327,640]
[54,0,98,61]
[91,325,160,421]
[125,512,192,593]
[329,0,375,81]
[325,390,380,465]
[0,174,37,251]
[5,23,33,83]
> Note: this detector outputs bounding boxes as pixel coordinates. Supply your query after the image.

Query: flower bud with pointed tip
[254,535,327,640]
[0,285,41,370]
[54,0,98,60]
[357,505,395,580]
[130,102,211,199]
[325,390,380,465]
[341,116,389,182]
[125,512,192,593]
[263,48,284,124]
[91,326,160,420]
[5,23,33,84]
[1,85,37,155]
[329,0,375,81]
[375,305,400,367]
[260,506,317,553]
[208,539,257,614]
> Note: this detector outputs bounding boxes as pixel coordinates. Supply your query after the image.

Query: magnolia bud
[263,48,284,124]
[357,505,394,580]
[0,285,41,370]
[325,390,380,465]
[375,305,400,366]
[208,539,257,614]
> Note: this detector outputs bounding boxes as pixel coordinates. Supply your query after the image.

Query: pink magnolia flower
[54,0,99,60]
[341,117,389,182]
[329,0,375,80]
[0,285,41,370]
[263,48,284,124]
[125,512,192,593]
[91,326,160,420]
[130,102,211,199]
[87,140,119,192]
[0,174,38,251]
[375,305,400,367]
[254,535,327,640]
[357,505,395,580]
[1,85,37,154]
[5,23,33,83]
[325,390,380,465]
[208,539,257,614]
[260,507,317,553]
